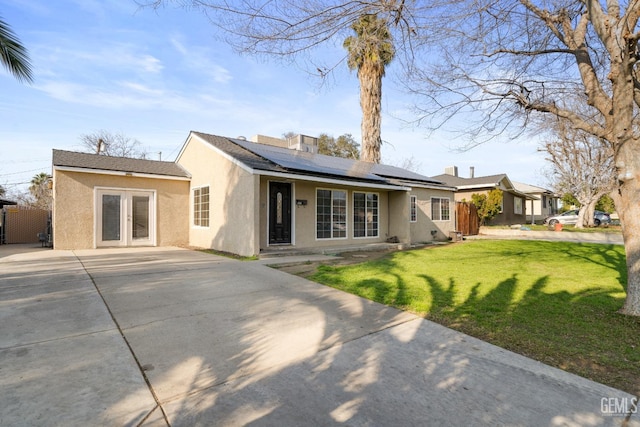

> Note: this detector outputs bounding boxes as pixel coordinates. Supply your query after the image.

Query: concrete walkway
[1,246,638,426]
[473,227,625,245]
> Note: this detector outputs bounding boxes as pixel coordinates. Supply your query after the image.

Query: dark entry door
[269,182,292,244]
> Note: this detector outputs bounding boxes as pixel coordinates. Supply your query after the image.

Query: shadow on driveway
[1,246,638,426]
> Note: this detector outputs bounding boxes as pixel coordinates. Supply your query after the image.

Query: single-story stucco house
[512,181,561,224]
[52,131,457,256]
[432,166,535,226]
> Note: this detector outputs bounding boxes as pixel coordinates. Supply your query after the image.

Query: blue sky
[1,0,548,195]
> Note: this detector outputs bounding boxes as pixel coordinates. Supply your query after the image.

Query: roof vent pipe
[470,166,475,178]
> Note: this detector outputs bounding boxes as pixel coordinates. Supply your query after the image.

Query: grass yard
[307,240,640,394]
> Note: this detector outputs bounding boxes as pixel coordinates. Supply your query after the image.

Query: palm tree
[0,17,33,84]
[29,172,51,210]
[344,14,395,163]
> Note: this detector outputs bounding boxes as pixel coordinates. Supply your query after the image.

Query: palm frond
[0,17,33,84]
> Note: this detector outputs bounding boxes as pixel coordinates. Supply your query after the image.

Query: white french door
[96,189,155,247]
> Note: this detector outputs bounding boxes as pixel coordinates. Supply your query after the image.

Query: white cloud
[170,34,232,84]
[117,81,165,96]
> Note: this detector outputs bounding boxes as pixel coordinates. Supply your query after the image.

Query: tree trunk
[607,16,640,316]
[614,145,640,316]
[575,207,587,229]
[358,61,383,163]
[583,199,597,227]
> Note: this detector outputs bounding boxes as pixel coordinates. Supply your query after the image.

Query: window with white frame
[514,197,523,215]
[431,197,450,221]
[410,195,417,222]
[316,189,347,239]
[193,186,210,227]
[353,192,379,238]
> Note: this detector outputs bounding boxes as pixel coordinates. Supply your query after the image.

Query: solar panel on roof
[232,139,387,182]
[371,163,443,184]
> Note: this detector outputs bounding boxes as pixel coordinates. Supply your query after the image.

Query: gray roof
[0,198,17,207]
[432,173,508,188]
[433,172,537,199]
[53,150,190,178]
[193,131,447,187]
[191,132,287,174]
[232,138,386,182]
[512,181,554,194]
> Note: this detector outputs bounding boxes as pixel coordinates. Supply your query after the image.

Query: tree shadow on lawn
[486,241,628,290]
[564,243,628,290]
[419,272,640,395]
[317,242,638,393]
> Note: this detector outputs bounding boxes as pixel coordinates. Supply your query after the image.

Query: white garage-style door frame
[95,188,157,247]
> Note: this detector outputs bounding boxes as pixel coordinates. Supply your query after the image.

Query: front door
[96,189,155,247]
[268,182,292,245]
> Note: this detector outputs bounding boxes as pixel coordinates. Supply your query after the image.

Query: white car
[544,209,611,226]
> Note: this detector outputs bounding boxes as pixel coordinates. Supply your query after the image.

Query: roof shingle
[193,131,448,187]
[52,150,190,178]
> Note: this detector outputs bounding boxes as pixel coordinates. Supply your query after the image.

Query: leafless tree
[79,130,149,159]
[405,1,640,316]
[543,118,615,228]
[140,1,417,163]
[387,155,423,173]
[140,1,640,314]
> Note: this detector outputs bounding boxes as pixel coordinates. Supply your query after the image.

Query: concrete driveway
[1,246,637,426]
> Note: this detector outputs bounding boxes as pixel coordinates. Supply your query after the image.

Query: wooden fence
[456,202,479,236]
[1,206,50,244]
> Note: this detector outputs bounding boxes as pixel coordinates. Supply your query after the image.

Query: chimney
[470,166,475,178]
[444,166,458,177]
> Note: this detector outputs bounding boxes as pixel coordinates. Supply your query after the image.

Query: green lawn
[308,240,640,394]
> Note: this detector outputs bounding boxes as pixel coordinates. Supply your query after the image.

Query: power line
[3,158,50,164]
[0,168,49,177]
[2,182,30,187]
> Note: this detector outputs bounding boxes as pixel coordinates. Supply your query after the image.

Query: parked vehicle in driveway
[544,209,611,227]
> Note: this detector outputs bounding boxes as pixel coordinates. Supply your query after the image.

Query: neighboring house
[52,131,457,256]
[432,166,534,226]
[512,181,560,224]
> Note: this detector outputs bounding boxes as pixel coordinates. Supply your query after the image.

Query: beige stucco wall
[259,177,398,251]
[409,188,456,243]
[52,169,189,250]
[388,191,410,244]
[177,135,259,256]
[257,179,457,250]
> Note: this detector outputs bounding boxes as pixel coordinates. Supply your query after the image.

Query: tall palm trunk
[359,60,384,163]
[344,14,394,164]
